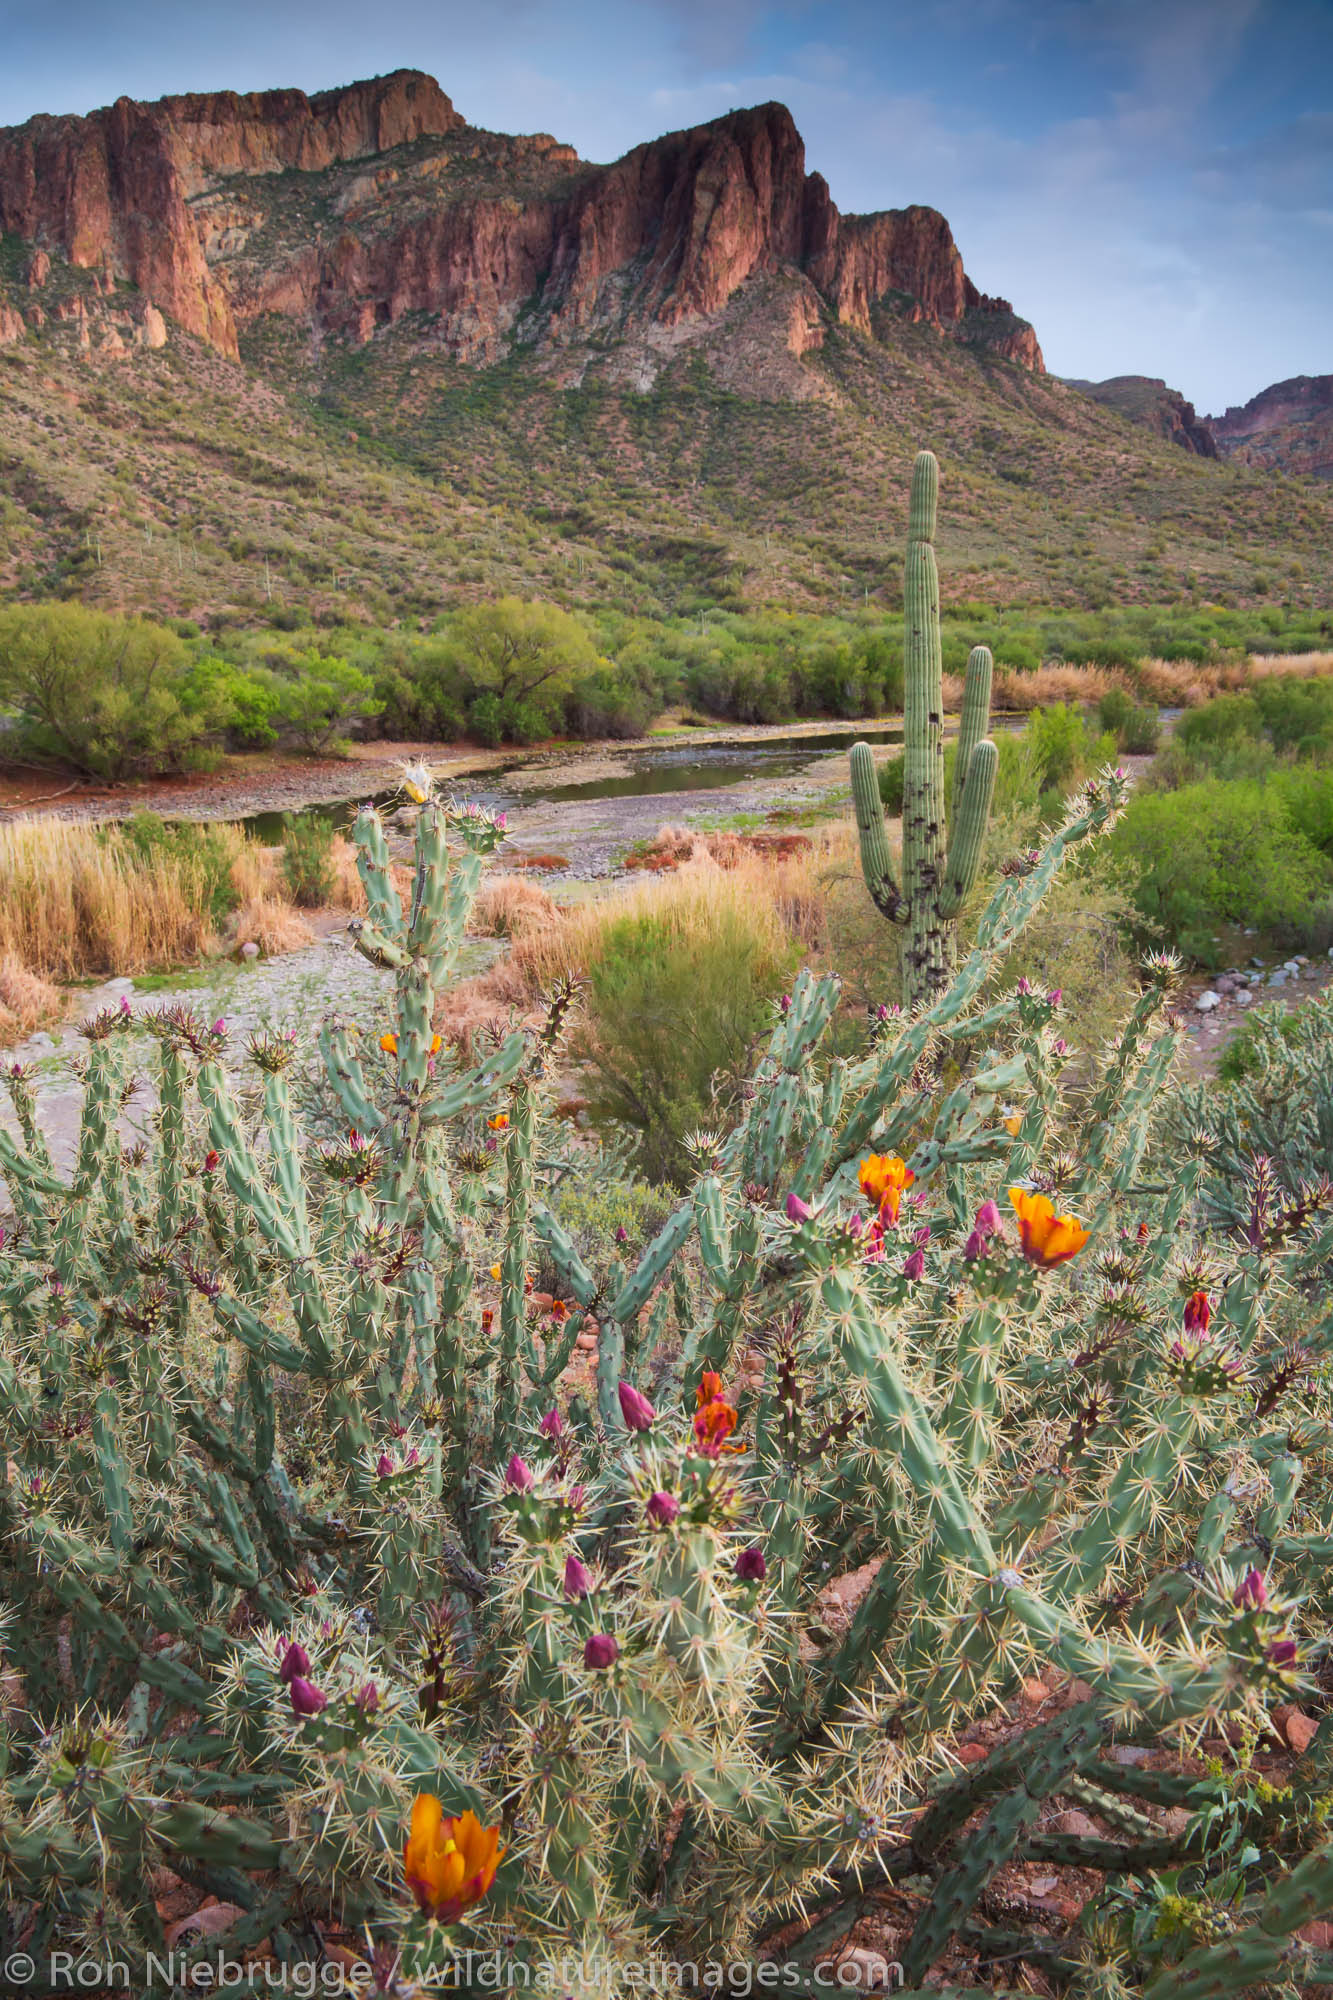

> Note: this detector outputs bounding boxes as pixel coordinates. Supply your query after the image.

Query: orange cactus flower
[1003,1114,1022,1138]
[403,1796,504,1924]
[693,1395,742,1457]
[380,1032,398,1054]
[549,1298,569,1322]
[488,1113,510,1131]
[696,1369,725,1410]
[857,1154,914,1224]
[489,1264,502,1282]
[1008,1187,1090,1268]
[481,1307,494,1332]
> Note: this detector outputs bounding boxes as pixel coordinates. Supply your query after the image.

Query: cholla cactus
[3,761,1333,1996]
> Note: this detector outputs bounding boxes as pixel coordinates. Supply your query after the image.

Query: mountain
[0,69,1040,380]
[0,70,1331,623]
[1209,377,1333,484]
[1062,377,1218,457]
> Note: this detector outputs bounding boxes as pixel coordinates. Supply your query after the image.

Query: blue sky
[2,0,1329,411]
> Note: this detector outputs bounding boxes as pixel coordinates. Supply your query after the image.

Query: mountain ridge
[0,68,1042,381]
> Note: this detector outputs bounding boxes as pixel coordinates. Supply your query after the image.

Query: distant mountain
[1,70,1331,623]
[1063,377,1218,457]
[1209,377,1333,484]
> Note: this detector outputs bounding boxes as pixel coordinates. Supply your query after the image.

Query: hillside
[1061,376,1217,457]
[0,70,1331,623]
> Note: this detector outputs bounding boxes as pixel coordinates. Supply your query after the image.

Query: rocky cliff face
[1209,377,1333,482]
[0,70,1043,386]
[1065,377,1218,456]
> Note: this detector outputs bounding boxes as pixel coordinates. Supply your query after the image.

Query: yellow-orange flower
[489,1263,502,1282]
[488,1114,510,1130]
[403,1796,503,1923]
[857,1154,914,1224]
[380,1032,398,1054]
[1003,1114,1022,1137]
[1008,1188,1089,1268]
[693,1395,743,1457]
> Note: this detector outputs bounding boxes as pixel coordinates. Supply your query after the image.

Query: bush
[1096,686,1160,754]
[1025,703,1116,793]
[280,813,337,907]
[0,603,214,778]
[1111,778,1333,962]
[271,650,383,755]
[181,656,283,750]
[575,898,799,1185]
[120,813,241,927]
[876,752,905,815]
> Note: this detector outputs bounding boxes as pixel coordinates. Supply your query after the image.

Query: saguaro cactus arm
[940,736,999,919]
[849,741,907,921]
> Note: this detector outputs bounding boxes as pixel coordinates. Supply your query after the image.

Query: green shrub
[1097,686,1160,754]
[1026,703,1116,793]
[575,902,799,1185]
[118,812,240,926]
[1111,778,1333,962]
[876,751,905,815]
[271,650,383,755]
[181,657,283,749]
[280,812,336,907]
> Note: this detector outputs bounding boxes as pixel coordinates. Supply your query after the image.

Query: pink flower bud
[963,1229,988,1261]
[975,1201,1002,1237]
[1047,989,1062,1007]
[289,1676,327,1717]
[404,1446,421,1468]
[902,1248,925,1282]
[617,1381,655,1432]
[505,1453,534,1491]
[779,994,792,1015]
[563,1554,592,1600]
[1184,1290,1212,1337]
[646,1490,680,1527]
[1052,1038,1068,1057]
[1234,1568,1268,1611]
[785,1192,813,1223]
[539,1407,565,1440]
[583,1633,619,1670]
[354,1681,379,1714]
[912,1225,931,1247]
[614,1226,629,1244]
[212,1018,227,1036]
[1266,1638,1298,1670]
[278,1641,311,1684]
[735,1545,766,1582]
[1016,977,1033,996]
[376,1452,395,1479]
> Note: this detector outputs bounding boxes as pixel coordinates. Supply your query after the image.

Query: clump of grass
[0,819,223,980]
[0,953,62,1044]
[230,896,315,958]
[472,876,560,939]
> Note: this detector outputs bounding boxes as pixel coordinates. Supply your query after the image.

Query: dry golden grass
[472,875,560,939]
[230,896,315,956]
[990,663,1117,711]
[0,819,220,980]
[0,953,63,1044]
[328,835,370,913]
[958,649,1333,716]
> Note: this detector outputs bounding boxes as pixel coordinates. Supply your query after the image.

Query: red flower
[1183,1289,1211,1337]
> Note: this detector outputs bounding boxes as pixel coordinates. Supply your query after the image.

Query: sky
[1,0,1329,412]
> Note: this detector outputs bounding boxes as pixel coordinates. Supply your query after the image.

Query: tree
[0,603,211,779]
[450,599,605,737]
[271,650,383,757]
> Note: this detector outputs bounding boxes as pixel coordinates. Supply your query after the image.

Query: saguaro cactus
[851,448,998,1007]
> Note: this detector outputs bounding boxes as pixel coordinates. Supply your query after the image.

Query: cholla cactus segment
[3,745,1333,1994]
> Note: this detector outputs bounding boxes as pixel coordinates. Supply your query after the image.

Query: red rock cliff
[0,73,1043,377]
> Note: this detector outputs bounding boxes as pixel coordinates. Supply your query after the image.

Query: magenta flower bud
[539,1407,565,1440]
[1266,1638,1299,1670]
[119,994,131,1015]
[354,1680,379,1714]
[1016,977,1033,996]
[404,1446,421,1468]
[212,1018,227,1036]
[785,1192,813,1224]
[902,1248,925,1281]
[1048,988,1063,1007]
[376,1452,395,1479]
[1052,1038,1068,1056]
[563,1553,593,1600]
[495,811,508,829]
[779,993,792,1015]
[975,1201,1002,1237]
[289,1676,327,1717]
[962,1229,988,1261]
[912,1225,931,1247]
[278,1640,311,1684]
[1234,1568,1268,1611]
[505,1453,535,1491]
[617,1381,655,1432]
[735,1545,767,1582]
[646,1490,680,1527]
[583,1632,619,1670]
[614,1225,629,1244]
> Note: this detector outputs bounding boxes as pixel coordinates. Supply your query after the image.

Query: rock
[1020,1677,1052,1703]
[1269,970,1289,987]
[105,977,134,994]
[1050,1808,1099,1838]
[1235,989,1252,1007]
[1110,1744,1151,1765]
[1214,975,1235,994]
[835,1948,893,1989]
[1299,1919,1333,1950]
[955,1740,989,1765]
[0,302,24,347]
[25,247,49,288]
[239,940,261,961]
[1160,1807,1191,1838]
[1194,990,1221,1012]
[1249,956,1265,968]
[1283,1709,1320,1755]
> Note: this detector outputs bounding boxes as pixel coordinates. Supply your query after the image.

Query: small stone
[1285,958,1302,972]
[955,1740,988,1765]
[1110,1744,1150,1765]
[1299,1920,1333,1950]
[1235,990,1252,1007]
[1284,1709,1320,1755]
[1020,1677,1053,1703]
[1269,970,1289,987]
[836,1948,892,1989]
[1051,1808,1098,1838]
[1249,955,1264,968]
[240,941,261,962]
[1160,1807,1190,1838]
[1194,990,1221,1012]
[1214,975,1235,995]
